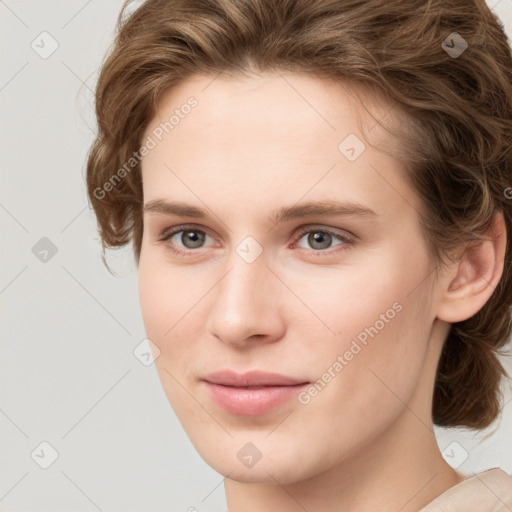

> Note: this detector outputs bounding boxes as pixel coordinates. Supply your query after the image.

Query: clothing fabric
[419,467,512,512]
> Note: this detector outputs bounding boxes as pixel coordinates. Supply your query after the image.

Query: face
[138,71,443,484]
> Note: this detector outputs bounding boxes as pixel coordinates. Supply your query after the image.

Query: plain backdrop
[1,1,512,511]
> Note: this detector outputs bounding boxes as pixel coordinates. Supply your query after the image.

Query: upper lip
[202,370,309,387]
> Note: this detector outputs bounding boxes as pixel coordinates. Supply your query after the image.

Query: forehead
[144,70,391,147]
[140,71,421,218]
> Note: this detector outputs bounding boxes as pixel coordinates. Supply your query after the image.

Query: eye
[294,227,354,253]
[159,225,215,254]
[158,224,354,257]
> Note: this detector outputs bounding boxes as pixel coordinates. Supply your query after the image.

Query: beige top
[419,468,512,512]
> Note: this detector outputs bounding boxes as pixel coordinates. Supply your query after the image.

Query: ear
[436,210,507,323]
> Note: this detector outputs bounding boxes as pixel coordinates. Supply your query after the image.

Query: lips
[201,370,310,416]
[202,370,308,387]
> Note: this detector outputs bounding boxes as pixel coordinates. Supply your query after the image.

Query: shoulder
[419,467,512,512]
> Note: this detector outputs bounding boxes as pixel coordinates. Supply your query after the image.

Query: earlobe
[436,211,507,323]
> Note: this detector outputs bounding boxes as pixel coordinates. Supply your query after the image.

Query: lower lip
[203,382,309,416]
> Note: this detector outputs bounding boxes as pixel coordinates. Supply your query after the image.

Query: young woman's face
[138,71,448,484]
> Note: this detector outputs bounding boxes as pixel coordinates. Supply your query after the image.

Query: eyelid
[158,223,212,242]
[293,224,355,243]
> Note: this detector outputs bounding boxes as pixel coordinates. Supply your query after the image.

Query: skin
[137,71,506,512]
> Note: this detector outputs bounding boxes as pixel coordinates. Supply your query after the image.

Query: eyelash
[158,224,355,257]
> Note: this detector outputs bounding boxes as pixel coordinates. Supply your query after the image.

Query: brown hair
[86,0,512,429]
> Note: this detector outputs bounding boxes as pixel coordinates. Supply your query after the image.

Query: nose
[205,247,286,349]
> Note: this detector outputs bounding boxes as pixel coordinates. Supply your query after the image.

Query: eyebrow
[143,198,378,224]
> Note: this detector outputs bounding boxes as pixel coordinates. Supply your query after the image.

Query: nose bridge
[217,245,269,318]
[206,239,282,345]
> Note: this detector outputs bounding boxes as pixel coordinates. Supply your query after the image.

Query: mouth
[201,370,310,416]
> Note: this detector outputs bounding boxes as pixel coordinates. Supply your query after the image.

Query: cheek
[293,248,433,413]
[138,264,168,339]
[280,251,424,354]
[292,300,431,471]
[138,249,204,338]
[138,258,202,417]
[137,253,212,392]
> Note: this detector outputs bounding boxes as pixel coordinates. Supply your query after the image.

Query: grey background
[1,1,511,511]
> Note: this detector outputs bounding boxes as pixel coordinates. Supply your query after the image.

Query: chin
[188,432,324,485]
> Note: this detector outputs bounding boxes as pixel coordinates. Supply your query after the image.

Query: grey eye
[296,230,343,251]
[171,230,209,249]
